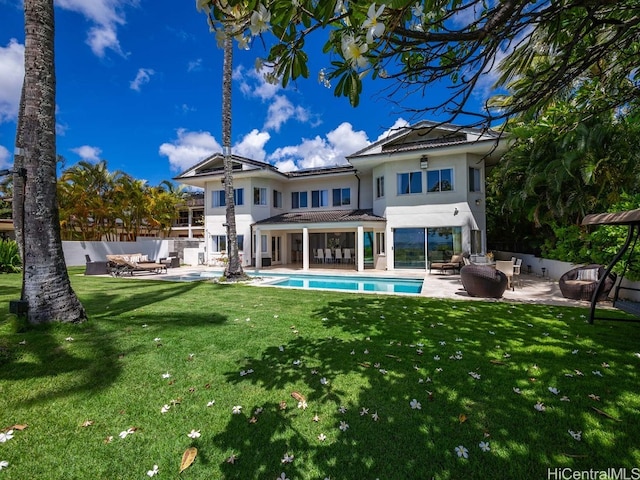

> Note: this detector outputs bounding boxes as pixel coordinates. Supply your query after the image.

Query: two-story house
[173,121,507,271]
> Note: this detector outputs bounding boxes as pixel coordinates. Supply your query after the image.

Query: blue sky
[0,0,493,187]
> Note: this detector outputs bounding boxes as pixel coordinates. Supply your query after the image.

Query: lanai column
[302,227,309,271]
[254,227,261,272]
[357,226,364,272]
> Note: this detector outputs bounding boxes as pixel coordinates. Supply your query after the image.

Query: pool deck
[132,264,593,308]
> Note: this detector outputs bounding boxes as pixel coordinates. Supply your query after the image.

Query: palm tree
[13,0,86,323]
[221,33,245,280]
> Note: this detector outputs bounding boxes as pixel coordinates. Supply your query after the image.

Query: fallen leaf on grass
[7,424,27,431]
[81,420,94,427]
[180,447,197,473]
[291,391,306,403]
[459,414,468,424]
[490,360,506,365]
[560,453,588,458]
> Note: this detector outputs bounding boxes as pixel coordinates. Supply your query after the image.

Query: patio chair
[84,254,108,276]
[343,248,352,264]
[334,248,342,264]
[495,260,515,290]
[513,258,523,286]
[314,249,324,263]
[430,254,463,274]
[559,264,616,302]
[324,248,333,263]
[460,264,508,298]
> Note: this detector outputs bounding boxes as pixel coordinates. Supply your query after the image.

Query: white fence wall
[62,239,170,267]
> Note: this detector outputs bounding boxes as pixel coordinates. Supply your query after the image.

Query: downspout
[354,171,361,209]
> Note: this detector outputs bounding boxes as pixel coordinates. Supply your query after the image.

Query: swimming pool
[162,271,424,295]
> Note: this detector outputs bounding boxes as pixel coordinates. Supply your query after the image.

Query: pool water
[267,275,423,294]
[162,271,424,295]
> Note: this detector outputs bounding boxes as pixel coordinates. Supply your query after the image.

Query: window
[427,169,453,192]
[212,190,225,208]
[212,188,244,207]
[273,190,282,208]
[253,187,267,205]
[211,235,227,252]
[376,231,385,255]
[397,172,422,195]
[469,167,481,192]
[236,235,244,251]
[291,191,308,209]
[312,189,329,208]
[332,188,351,206]
[376,176,384,198]
[234,188,244,206]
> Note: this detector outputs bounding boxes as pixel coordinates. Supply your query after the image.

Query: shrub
[0,239,22,273]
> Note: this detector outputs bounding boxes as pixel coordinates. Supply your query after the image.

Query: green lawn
[1,269,639,479]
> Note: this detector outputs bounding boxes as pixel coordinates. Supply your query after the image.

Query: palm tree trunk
[14,0,86,324]
[222,34,244,280]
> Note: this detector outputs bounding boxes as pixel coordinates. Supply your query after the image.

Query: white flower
[360,407,369,416]
[548,387,559,395]
[371,411,379,421]
[362,3,386,44]
[249,4,271,35]
[410,399,421,410]
[320,377,328,385]
[433,355,440,361]
[281,453,294,464]
[468,372,481,380]
[479,441,490,452]
[277,473,289,480]
[146,464,159,477]
[232,405,242,414]
[338,406,347,414]
[207,400,216,407]
[0,461,8,470]
[161,404,170,414]
[162,372,171,379]
[119,428,135,439]
[513,387,522,394]
[154,337,161,342]
[188,429,201,439]
[592,370,603,377]
[279,345,284,352]
[568,430,582,441]
[455,445,469,458]
[293,359,301,366]
[339,421,349,431]
[534,402,546,412]
[439,341,446,346]
[318,433,327,441]
[341,34,368,69]
[298,401,308,410]
[65,336,74,342]
[0,430,13,443]
[235,34,250,50]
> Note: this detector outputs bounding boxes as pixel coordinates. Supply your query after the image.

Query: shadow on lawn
[212,294,640,479]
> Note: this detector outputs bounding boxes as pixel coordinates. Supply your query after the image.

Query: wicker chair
[460,264,508,298]
[559,264,617,302]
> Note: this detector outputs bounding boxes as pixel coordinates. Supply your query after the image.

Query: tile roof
[253,209,385,226]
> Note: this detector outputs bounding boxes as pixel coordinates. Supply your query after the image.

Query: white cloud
[55,0,138,57]
[159,128,222,172]
[376,118,410,142]
[268,122,370,171]
[0,144,11,169]
[130,68,155,91]
[0,39,24,124]
[187,58,202,72]
[264,95,310,132]
[234,65,279,101]
[71,145,102,162]
[233,129,270,161]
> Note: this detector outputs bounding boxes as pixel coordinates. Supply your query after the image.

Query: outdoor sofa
[106,253,167,277]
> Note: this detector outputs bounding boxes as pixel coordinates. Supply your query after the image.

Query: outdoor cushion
[559,264,616,302]
[577,268,599,282]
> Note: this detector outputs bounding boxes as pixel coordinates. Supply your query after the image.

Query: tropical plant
[0,239,21,273]
[12,0,86,324]
[196,0,640,128]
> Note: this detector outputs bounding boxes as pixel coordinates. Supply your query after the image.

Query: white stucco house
[173,121,507,271]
